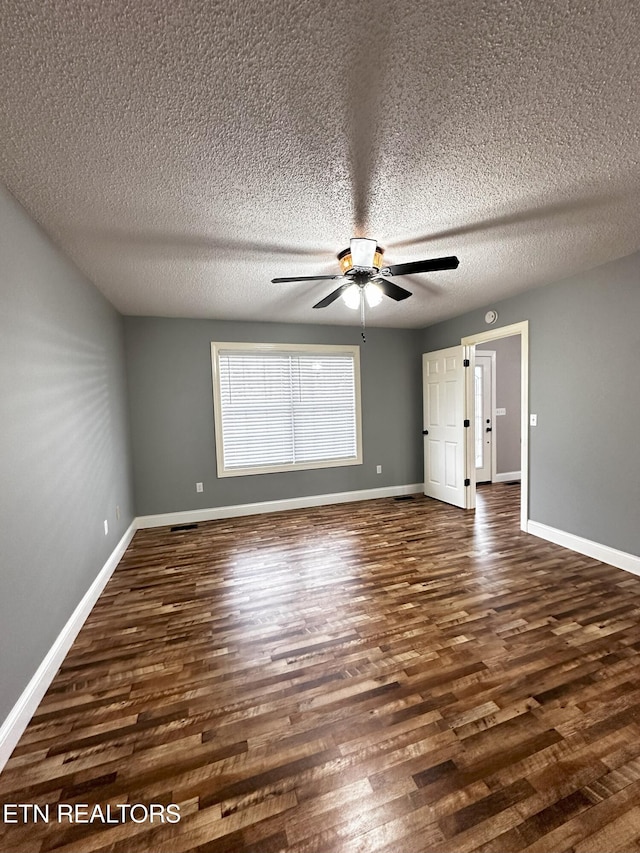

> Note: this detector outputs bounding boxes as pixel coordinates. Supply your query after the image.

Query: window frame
[211,341,363,478]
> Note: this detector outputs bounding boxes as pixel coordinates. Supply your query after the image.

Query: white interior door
[475,351,495,483]
[422,345,472,509]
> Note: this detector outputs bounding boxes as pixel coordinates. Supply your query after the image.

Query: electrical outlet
[376,465,382,474]
[196,482,203,493]
[530,413,538,426]
[103,519,109,535]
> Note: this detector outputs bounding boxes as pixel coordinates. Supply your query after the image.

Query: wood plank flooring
[4,484,640,851]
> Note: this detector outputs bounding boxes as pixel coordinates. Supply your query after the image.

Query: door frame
[461,321,529,531]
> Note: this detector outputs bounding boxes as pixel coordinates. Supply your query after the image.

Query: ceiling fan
[271,237,459,310]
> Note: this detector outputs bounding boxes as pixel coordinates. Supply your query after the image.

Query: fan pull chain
[360,289,366,343]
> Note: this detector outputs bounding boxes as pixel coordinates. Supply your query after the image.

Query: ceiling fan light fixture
[350,237,377,269]
[337,248,352,274]
[365,282,383,307]
[338,240,384,274]
[341,283,361,309]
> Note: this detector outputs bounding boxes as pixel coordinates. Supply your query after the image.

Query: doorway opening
[462,321,529,532]
[474,350,496,484]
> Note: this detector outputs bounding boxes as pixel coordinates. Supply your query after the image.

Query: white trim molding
[0,520,137,773]
[528,520,640,577]
[493,471,521,483]
[137,483,424,529]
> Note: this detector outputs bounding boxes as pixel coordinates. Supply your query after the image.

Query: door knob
[422,429,429,435]
[486,426,492,432]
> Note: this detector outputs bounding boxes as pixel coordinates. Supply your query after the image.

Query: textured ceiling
[1,0,639,328]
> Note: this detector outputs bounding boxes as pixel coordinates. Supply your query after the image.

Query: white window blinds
[212,344,362,477]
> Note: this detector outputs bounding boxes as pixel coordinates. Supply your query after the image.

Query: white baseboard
[493,471,521,483]
[0,520,137,774]
[136,483,424,529]
[527,520,640,577]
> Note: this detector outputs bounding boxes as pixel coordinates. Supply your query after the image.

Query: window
[211,342,362,477]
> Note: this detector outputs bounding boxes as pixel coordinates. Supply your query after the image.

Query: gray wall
[490,336,521,475]
[421,252,640,557]
[124,318,424,516]
[0,186,134,723]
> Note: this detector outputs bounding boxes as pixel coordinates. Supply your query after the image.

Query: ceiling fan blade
[384,256,460,276]
[372,277,412,301]
[313,283,351,309]
[271,274,344,284]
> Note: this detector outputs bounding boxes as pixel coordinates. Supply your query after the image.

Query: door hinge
[463,358,470,367]
[463,419,470,428]
[464,478,471,487]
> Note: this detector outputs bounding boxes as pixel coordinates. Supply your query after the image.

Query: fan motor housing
[338,245,384,275]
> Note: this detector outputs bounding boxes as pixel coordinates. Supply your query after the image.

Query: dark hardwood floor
[4,484,640,852]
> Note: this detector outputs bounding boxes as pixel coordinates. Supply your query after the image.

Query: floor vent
[394,495,416,502]
[170,523,199,532]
